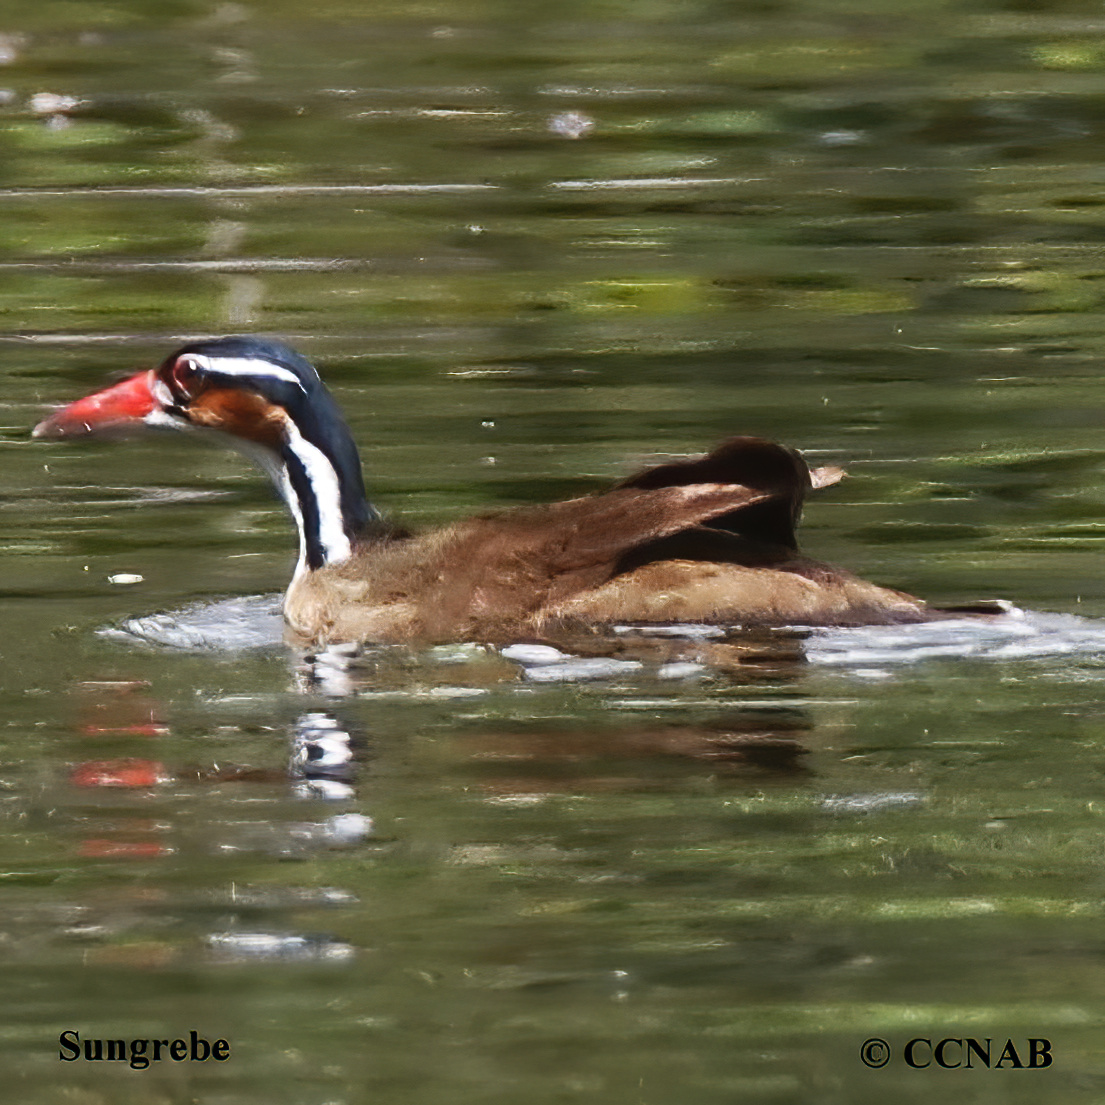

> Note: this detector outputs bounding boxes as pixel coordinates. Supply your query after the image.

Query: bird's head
[33,336,327,444]
[34,336,374,570]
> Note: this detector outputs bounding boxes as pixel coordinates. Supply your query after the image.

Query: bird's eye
[169,357,203,399]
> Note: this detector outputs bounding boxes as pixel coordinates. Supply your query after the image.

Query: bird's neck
[261,414,378,577]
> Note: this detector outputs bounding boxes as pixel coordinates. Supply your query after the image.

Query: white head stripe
[183,354,311,394]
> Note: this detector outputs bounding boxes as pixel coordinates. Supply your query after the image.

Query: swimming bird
[34,336,942,646]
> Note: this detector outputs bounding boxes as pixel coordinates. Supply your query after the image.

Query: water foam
[806,606,1105,667]
[100,594,285,651]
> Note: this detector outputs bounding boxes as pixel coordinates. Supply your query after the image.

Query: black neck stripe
[282,448,328,571]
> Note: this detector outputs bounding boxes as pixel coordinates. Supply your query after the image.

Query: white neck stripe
[282,419,353,567]
[280,467,310,585]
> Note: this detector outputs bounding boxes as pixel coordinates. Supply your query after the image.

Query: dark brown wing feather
[517,481,778,572]
[360,436,840,612]
[617,436,836,549]
[443,480,780,611]
[310,478,785,642]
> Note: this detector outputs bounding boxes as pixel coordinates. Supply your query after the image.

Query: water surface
[3,2,1105,1102]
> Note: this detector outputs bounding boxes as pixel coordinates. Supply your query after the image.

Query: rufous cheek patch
[187,387,287,448]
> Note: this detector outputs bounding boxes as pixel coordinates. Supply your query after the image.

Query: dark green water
[4,2,1105,1102]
